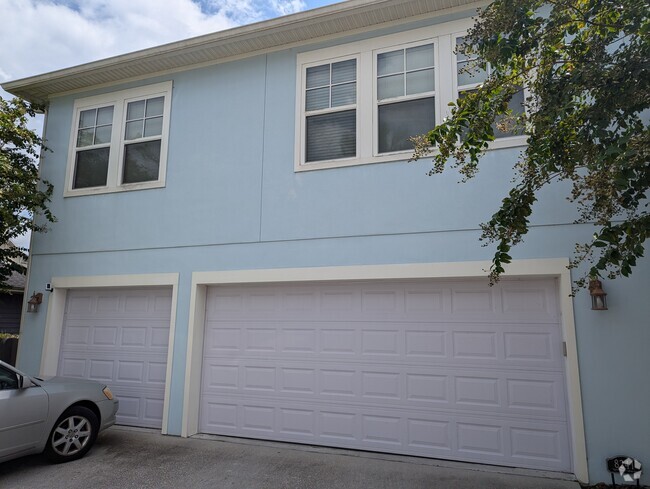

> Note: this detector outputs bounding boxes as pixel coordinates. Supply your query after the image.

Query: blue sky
[0,0,340,248]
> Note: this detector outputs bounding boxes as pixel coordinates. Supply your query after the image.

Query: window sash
[66,82,172,196]
[303,58,358,163]
[305,109,356,163]
[454,34,525,139]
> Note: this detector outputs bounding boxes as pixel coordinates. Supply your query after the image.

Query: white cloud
[270,0,307,16]
[0,0,309,84]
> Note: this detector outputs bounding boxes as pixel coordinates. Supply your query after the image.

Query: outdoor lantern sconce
[588,278,608,311]
[27,292,43,313]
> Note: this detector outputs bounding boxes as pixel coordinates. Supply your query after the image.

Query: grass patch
[0,333,19,340]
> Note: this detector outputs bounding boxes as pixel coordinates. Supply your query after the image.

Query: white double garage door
[59,278,572,472]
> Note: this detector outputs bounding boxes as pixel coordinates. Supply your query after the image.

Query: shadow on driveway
[0,427,580,489]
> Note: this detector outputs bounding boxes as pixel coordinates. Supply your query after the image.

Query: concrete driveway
[0,427,580,489]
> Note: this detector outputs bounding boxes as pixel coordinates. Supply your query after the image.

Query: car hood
[38,375,104,386]
[34,376,108,397]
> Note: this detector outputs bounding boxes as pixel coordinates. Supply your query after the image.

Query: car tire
[44,405,99,463]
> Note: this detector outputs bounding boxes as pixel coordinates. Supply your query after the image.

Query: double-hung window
[304,59,357,163]
[454,36,524,139]
[295,22,526,171]
[376,42,436,154]
[295,28,441,171]
[66,81,172,196]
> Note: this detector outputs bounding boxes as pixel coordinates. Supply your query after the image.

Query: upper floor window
[454,36,524,139]
[295,22,526,172]
[65,81,172,197]
[376,42,436,154]
[304,59,357,163]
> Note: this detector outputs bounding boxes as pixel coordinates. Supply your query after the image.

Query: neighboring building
[3,0,648,484]
[0,242,26,334]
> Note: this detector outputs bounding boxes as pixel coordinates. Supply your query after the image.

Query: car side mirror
[17,375,26,389]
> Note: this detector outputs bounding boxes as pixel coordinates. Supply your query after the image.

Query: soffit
[2,0,482,104]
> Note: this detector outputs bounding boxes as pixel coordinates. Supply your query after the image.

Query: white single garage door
[199,278,571,472]
[58,287,172,428]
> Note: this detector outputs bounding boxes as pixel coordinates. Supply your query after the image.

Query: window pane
[77,128,95,147]
[126,100,145,121]
[406,44,434,71]
[378,97,435,153]
[494,89,525,138]
[306,110,355,162]
[457,60,488,86]
[331,82,355,107]
[79,109,96,129]
[331,59,356,84]
[144,117,163,137]
[96,106,114,125]
[377,49,403,76]
[456,37,469,62]
[0,367,18,390]
[306,87,330,111]
[377,73,404,100]
[125,120,143,140]
[94,125,112,144]
[123,140,161,184]
[145,97,164,117]
[406,69,434,95]
[73,148,109,188]
[306,64,330,89]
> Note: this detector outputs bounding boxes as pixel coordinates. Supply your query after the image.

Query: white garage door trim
[183,260,587,482]
[40,273,179,434]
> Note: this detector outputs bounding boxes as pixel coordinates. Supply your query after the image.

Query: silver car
[0,360,119,464]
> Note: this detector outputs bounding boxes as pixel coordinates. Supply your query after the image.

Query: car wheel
[45,406,99,463]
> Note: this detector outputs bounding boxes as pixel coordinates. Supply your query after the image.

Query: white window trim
[294,21,527,172]
[64,81,173,197]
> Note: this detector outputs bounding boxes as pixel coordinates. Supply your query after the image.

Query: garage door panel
[200,279,571,472]
[111,385,166,428]
[206,281,558,323]
[201,357,567,421]
[199,395,570,471]
[204,322,562,370]
[61,319,170,351]
[59,287,171,429]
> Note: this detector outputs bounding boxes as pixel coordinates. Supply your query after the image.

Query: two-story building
[4,0,649,484]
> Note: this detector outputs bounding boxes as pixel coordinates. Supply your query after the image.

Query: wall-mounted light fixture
[27,292,43,313]
[588,278,608,311]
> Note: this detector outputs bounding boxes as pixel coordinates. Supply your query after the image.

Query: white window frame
[451,31,527,149]
[300,54,360,166]
[373,38,440,158]
[64,81,173,197]
[295,21,527,172]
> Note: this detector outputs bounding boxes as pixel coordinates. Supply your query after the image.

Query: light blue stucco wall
[18,10,649,484]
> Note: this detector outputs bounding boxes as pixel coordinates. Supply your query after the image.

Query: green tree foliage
[411,0,649,288]
[0,97,54,288]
